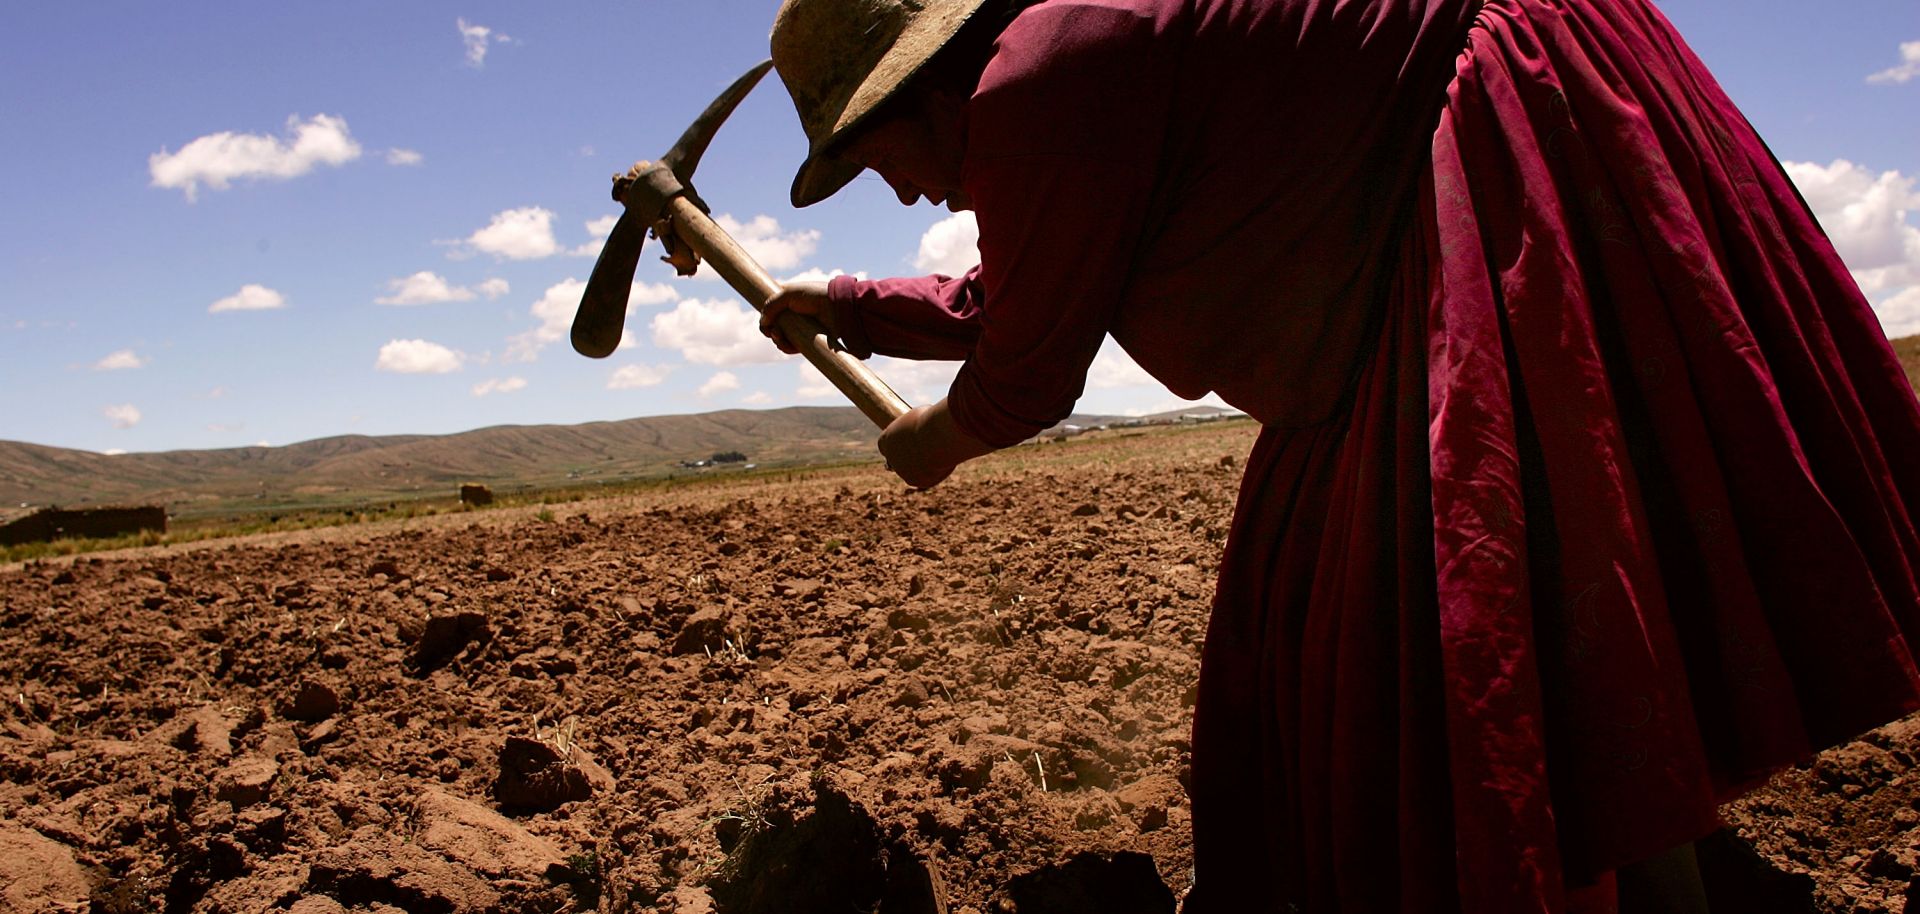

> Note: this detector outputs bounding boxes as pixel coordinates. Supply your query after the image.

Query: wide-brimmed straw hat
[770,0,990,207]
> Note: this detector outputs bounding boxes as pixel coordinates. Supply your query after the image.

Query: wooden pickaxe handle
[658,195,910,429]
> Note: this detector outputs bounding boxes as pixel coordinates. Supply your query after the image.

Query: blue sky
[2,1,1916,454]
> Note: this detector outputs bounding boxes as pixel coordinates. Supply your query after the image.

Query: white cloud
[652,297,785,366]
[573,214,621,257]
[376,271,466,305]
[103,449,127,456]
[375,339,465,374]
[685,215,819,278]
[870,356,961,404]
[783,267,866,285]
[103,404,141,429]
[1868,40,1920,85]
[743,391,773,405]
[92,349,148,371]
[797,355,961,406]
[1786,160,1920,269]
[1785,159,1920,336]
[608,363,672,390]
[472,376,527,397]
[206,386,229,399]
[150,114,361,201]
[466,206,561,260]
[508,277,677,361]
[1877,286,1920,340]
[797,362,836,399]
[209,284,287,313]
[698,371,741,397]
[509,279,585,362]
[375,271,508,305]
[1087,340,1158,389]
[914,212,981,275]
[387,148,424,166]
[457,18,493,67]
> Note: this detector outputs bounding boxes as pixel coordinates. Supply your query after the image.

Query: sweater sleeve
[825,157,1153,449]
[827,271,984,361]
[945,154,1154,447]
[939,2,1167,448]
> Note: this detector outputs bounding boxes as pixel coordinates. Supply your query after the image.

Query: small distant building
[0,505,167,546]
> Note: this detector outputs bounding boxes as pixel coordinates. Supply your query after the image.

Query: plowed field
[1,421,1915,913]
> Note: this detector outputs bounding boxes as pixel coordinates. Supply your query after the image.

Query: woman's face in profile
[836,86,972,212]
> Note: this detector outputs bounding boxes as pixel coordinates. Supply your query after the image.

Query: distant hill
[16,323,1920,517]
[0,404,1241,515]
[1893,334,1920,397]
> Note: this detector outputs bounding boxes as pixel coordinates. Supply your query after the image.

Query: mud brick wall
[0,506,166,546]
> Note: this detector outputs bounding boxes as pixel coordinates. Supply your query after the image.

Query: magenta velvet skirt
[1186,0,1920,910]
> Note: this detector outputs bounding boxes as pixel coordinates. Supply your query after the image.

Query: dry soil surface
[0,423,1916,914]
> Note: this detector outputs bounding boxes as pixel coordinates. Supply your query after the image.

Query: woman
[760,0,1920,910]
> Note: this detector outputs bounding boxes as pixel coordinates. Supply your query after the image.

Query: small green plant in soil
[555,850,603,909]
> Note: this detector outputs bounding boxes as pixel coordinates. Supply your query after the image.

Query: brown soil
[0,422,1914,913]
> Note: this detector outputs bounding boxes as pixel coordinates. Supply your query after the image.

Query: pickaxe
[572,60,910,430]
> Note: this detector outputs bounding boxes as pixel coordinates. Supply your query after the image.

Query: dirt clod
[671,605,735,656]
[710,778,943,914]
[304,839,501,913]
[152,704,236,758]
[215,756,280,808]
[366,559,407,580]
[285,679,341,721]
[413,788,567,881]
[492,736,613,813]
[410,610,490,672]
[0,826,91,913]
[994,850,1176,914]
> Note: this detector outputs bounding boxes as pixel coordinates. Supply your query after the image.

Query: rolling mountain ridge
[0,405,1235,514]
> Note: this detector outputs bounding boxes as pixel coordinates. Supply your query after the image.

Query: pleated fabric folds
[1187,0,1920,910]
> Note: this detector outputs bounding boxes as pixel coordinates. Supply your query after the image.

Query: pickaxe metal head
[572,59,775,359]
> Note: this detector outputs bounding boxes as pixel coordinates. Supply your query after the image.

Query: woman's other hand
[759,280,834,355]
[878,398,995,489]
